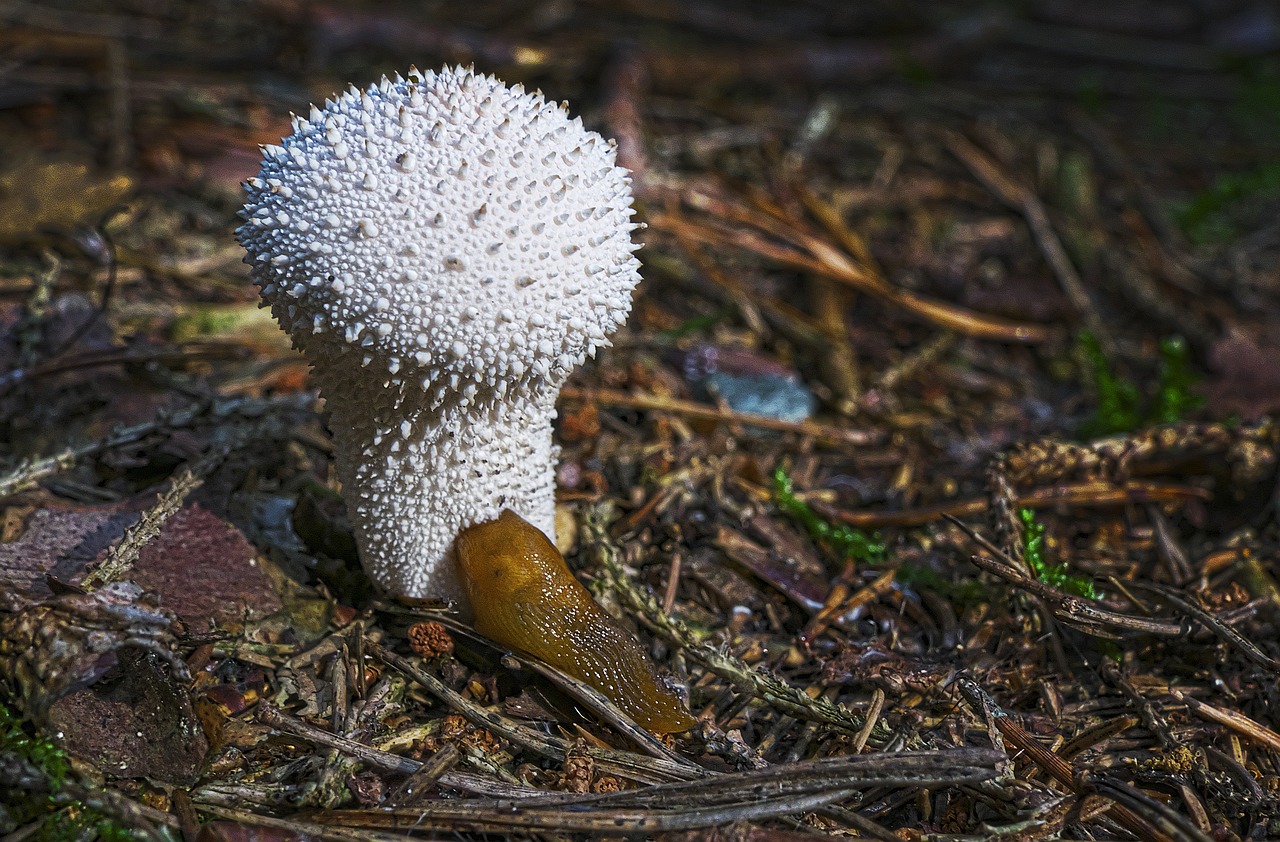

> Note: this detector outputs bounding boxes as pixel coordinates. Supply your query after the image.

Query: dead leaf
[119,504,283,632]
[0,159,132,241]
[0,504,137,597]
[46,648,209,785]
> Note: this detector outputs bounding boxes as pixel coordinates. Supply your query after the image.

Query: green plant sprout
[1077,331,1201,438]
[0,702,133,842]
[654,310,729,342]
[895,562,991,604]
[1077,330,1142,437]
[1175,161,1280,245]
[1152,336,1204,424]
[1019,507,1098,600]
[773,467,885,564]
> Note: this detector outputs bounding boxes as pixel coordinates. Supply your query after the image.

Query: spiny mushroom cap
[236,66,642,402]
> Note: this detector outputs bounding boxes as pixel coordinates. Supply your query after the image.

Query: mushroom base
[323,384,559,606]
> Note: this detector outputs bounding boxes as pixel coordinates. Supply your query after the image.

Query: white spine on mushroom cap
[236,66,642,602]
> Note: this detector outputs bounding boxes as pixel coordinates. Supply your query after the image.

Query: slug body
[456,510,696,733]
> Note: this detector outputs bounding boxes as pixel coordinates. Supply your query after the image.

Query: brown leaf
[712,525,825,612]
[0,503,282,631]
[0,159,132,241]
[46,647,209,785]
[121,504,282,632]
[0,503,137,598]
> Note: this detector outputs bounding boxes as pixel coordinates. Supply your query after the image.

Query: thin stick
[366,639,704,784]
[560,385,880,447]
[853,688,885,754]
[1173,691,1280,754]
[942,130,1108,351]
[954,677,1183,842]
[582,503,893,743]
[384,743,462,807]
[0,393,314,499]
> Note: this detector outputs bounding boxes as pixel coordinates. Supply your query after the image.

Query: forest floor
[2,1,1280,840]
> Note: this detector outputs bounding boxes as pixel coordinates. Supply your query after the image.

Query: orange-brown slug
[455,510,696,734]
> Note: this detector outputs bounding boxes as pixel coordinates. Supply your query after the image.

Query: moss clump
[1076,331,1142,437]
[0,702,134,841]
[1175,161,1280,246]
[1,702,70,825]
[1151,336,1203,424]
[773,467,885,565]
[1077,331,1202,438]
[895,563,991,605]
[1019,508,1098,600]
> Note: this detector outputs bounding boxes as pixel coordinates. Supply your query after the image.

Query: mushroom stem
[317,361,558,602]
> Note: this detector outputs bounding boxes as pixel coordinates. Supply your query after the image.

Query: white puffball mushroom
[236,66,642,603]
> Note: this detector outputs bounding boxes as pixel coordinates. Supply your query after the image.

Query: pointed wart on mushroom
[236,66,643,602]
[456,510,696,733]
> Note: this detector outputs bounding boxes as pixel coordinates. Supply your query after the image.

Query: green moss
[895,563,991,604]
[773,467,885,565]
[1076,331,1202,437]
[0,702,135,841]
[655,310,728,341]
[892,44,935,86]
[1171,59,1280,245]
[1152,336,1203,424]
[167,302,282,343]
[1,702,70,805]
[1076,72,1105,117]
[37,807,138,842]
[1175,161,1280,245]
[1019,508,1098,600]
[1076,330,1142,438]
[1229,58,1280,143]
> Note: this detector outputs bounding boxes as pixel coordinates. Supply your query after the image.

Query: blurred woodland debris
[0,160,131,243]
